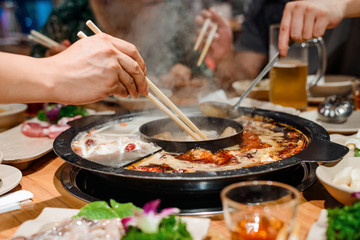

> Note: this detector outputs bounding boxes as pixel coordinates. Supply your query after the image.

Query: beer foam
[274,63,297,68]
[275,60,306,68]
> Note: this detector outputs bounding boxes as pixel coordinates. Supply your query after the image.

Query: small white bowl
[316,157,360,205]
[0,104,27,131]
[232,79,270,101]
[308,75,355,97]
[114,89,172,112]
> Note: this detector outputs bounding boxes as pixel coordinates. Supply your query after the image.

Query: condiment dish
[316,156,360,205]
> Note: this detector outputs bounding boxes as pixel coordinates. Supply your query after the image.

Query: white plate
[0,110,99,170]
[13,207,211,240]
[232,79,270,101]
[0,164,22,196]
[0,104,27,132]
[308,75,355,98]
[299,110,360,134]
[0,122,53,170]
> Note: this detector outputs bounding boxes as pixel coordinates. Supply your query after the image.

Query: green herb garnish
[355,148,360,157]
[124,215,192,240]
[326,201,360,240]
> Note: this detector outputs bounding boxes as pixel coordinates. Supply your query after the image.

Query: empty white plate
[300,110,360,134]
[0,164,22,196]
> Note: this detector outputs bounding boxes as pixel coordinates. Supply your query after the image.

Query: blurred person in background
[196,0,360,93]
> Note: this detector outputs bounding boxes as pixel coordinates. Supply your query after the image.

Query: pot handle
[295,140,349,162]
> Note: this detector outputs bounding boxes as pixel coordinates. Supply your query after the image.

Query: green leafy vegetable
[73,201,118,220]
[36,104,88,123]
[355,148,360,157]
[58,105,88,119]
[37,110,48,122]
[124,215,192,240]
[110,199,141,218]
[327,201,360,240]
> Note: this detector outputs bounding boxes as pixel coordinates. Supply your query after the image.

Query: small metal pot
[318,95,354,123]
[139,116,243,153]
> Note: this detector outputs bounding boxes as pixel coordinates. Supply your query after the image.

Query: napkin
[306,209,328,240]
[0,190,33,214]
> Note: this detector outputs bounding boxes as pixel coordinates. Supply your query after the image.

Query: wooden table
[0,104,344,240]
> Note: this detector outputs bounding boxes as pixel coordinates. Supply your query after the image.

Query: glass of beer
[269,24,326,110]
[221,181,300,240]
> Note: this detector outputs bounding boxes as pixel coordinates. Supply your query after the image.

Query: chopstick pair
[28,30,60,48]
[194,18,218,67]
[78,20,208,141]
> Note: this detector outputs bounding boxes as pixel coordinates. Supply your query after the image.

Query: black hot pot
[53,107,348,200]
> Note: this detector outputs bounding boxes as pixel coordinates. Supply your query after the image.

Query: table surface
[0,103,344,240]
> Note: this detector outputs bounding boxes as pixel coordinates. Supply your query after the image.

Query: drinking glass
[269,24,326,110]
[221,181,300,240]
[353,80,360,110]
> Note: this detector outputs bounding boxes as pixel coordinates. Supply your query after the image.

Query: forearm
[343,0,360,18]
[0,52,54,103]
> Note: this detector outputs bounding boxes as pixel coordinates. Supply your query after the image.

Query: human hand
[279,0,346,57]
[45,33,147,104]
[194,9,233,65]
[45,40,71,57]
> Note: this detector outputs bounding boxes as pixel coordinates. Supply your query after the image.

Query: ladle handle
[233,53,279,110]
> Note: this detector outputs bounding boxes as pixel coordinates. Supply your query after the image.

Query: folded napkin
[0,190,33,214]
[306,209,327,240]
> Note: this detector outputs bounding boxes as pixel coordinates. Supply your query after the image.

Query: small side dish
[21,104,88,139]
[317,156,360,205]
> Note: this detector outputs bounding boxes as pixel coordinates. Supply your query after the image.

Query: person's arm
[279,0,360,57]
[0,33,147,104]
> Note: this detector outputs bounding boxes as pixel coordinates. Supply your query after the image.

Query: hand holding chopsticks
[78,20,208,141]
[194,18,218,67]
[28,30,60,48]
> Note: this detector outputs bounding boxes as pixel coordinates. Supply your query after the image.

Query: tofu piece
[332,166,352,186]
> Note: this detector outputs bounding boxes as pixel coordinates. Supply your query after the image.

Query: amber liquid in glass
[270,60,308,110]
[353,83,360,110]
[230,215,285,240]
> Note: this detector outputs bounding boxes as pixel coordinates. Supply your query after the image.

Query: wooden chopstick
[197,23,217,66]
[28,35,53,48]
[80,20,208,141]
[145,77,208,140]
[86,20,102,34]
[29,30,60,48]
[146,94,201,140]
[194,18,211,51]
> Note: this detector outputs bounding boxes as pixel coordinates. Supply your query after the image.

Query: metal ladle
[200,53,280,118]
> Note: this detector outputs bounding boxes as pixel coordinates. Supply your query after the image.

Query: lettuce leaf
[73,200,141,220]
[110,199,141,218]
[73,201,118,220]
